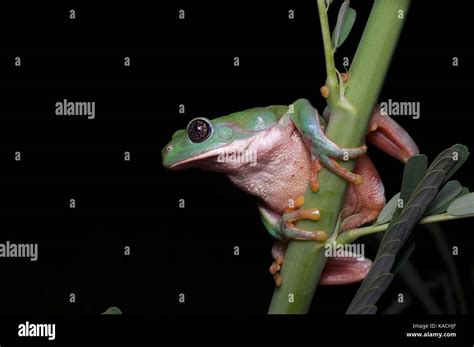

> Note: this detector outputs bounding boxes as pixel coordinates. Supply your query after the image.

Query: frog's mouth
[168,138,256,171]
[167,148,223,170]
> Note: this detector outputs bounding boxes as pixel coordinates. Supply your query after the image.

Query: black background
[0,0,473,344]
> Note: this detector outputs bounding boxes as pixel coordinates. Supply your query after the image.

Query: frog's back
[212,105,289,132]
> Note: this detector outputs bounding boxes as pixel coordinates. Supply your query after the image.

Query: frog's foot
[320,154,364,185]
[315,143,366,185]
[320,253,372,285]
[269,241,371,287]
[319,141,367,162]
[277,209,327,241]
[269,241,287,287]
[310,159,322,192]
[366,106,419,163]
[273,208,327,285]
[341,208,381,232]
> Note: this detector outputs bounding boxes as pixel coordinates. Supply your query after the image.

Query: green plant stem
[268,0,411,314]
[317,0,339,107]
[336,213,473,245]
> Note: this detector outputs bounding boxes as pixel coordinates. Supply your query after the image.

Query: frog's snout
[162,144,174,168]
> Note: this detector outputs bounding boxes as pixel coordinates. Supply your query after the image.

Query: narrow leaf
[101,306,123,315]
[424,180,462,216]
[390,155,427,227]
[376,192,400,225]
[346,145,469,314]
[392,241,415,274]
[400,155,428,204]
[331,1,356,49]
[443,144,470,182]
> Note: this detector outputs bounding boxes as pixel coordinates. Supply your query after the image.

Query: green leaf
[346,145,468,315]
[424,180,463,216]
[458,186,470,201]
[390,155,427,226]
[331,1,356,49]
[375,155,428,226]
[443,144,470,182]
[400,155,428,204]
[392,241,416,274]
[101,306,122,315]
[376,192,400,225]
[447,192,474,216]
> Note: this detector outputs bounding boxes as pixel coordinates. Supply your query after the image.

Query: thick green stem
[268,0,411,314]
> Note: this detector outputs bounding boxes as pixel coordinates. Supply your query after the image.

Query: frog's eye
[187,118,212,143]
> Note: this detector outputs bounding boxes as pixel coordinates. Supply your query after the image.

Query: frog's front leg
[289,98,366,189]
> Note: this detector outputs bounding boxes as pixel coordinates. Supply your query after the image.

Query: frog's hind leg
[319,253,372,285]
[264,195,373,286]
[269,240,372,286]
[340,154,386,232]
[337,108,418,231]
[269,241,287,287]
[259,204,328,286]
[366,106,419,163]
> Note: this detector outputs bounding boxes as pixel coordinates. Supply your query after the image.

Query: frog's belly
[227,128,312,214]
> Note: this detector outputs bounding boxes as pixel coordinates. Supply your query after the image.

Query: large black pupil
[188,119,211,143]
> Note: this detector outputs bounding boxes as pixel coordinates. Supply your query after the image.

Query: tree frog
[162,99,418,286]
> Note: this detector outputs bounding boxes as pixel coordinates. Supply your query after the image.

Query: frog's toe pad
[270,258,284,286]
[273,273,283,287]
[269,258,283,274]
[354,174,364,185]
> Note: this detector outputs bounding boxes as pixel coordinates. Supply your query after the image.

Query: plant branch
[317,0,339,107]
[336,213,473,245]
[268,0,411,314]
